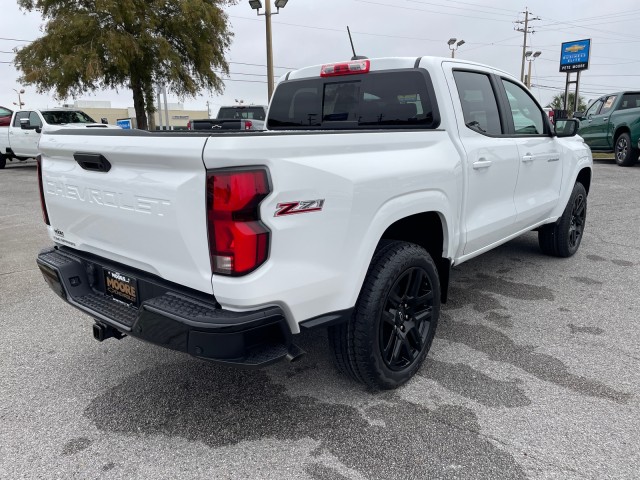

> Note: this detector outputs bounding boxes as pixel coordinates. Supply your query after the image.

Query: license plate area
[104,268,138,307]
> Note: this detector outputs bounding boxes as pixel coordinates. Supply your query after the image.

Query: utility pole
[515,8,540,83]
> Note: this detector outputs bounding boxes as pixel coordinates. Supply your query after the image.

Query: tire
[328,240,440,389]
[614,132,637,167]
[538,182,587,258]
[0,154,6,169]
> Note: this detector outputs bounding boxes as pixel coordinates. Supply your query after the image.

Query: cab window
[501,80,545,135]
[29,111,42,128]
[620,93,640,110]
[453,71,503,135]
[585,99,603,117]
[268,70,439,130]
[13,111,29,128]
[600,95,617,115]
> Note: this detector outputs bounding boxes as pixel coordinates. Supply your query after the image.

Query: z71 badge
[275,199,325,217]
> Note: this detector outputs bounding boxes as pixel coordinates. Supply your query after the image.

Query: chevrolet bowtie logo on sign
[559,39,591,72]
[565,44,586,53]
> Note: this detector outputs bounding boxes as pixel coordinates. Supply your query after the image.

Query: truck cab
[0,108,119,168]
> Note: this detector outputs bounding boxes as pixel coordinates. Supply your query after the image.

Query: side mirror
[101,118,109,124]
[554,119,579,137]
[19,117,41,133]
[573,111,585,120]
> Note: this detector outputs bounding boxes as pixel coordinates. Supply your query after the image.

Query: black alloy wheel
[380,267,434,371]
[568,191,586,250]
[615,132,637,166]
[328,240,441,389]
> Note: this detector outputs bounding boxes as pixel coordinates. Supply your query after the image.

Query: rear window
[267,70,439,130]
[41,111,96,125]
[218,107,266,120]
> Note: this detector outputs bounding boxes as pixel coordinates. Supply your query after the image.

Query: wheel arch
[576,167,592,195]
[613,125,630,144]
[379,211,451,303]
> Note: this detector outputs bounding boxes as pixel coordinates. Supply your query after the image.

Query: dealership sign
[559,39,591,72]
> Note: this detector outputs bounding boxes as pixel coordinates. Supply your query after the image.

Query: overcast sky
[1,0,638,115]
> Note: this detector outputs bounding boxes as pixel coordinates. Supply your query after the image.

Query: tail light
[187,121,192,130]
[206,168,271,276]
[244,120,253,130]
[36,155,50,225]
[321,59,370,77]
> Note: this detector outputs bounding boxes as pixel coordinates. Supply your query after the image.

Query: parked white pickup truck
[36,57,592,389]
[0,108,119,169]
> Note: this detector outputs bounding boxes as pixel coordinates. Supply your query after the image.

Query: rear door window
[620,93,640,110]
[29,111,43,128]
[267,70,439,130]
[453,71,503,135]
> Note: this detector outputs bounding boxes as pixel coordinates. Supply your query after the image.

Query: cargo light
[320,59,370,77]
[36,155,50,225]
[206,168,271,276]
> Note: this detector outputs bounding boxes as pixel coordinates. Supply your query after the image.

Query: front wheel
[328,241,440,389]
[538,182,587,257]
[615,132,638,167]
[0,154,6,170]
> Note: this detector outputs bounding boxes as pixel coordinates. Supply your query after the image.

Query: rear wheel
[538,182,587,257]
[0,154,6,169]
[615,132,637,166]
[328,241,440,389]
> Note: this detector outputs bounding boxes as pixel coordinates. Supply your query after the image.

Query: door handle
[603,117,608,121]
[522,155,534,163]
[472,159,492,169]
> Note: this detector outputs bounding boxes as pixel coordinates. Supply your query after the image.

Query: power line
[403,0,516,18]
[353,0,515,23]
[0,36,33,42]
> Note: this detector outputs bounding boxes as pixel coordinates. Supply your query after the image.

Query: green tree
[15,0,237,130]
[547,92,587,116]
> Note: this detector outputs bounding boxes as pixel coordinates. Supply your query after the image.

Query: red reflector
[321,59,370,77]
[245,120,253,130]
[207,169,271,276]
[36,155,50,226]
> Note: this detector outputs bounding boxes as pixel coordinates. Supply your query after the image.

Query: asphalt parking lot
[1,158,639,479]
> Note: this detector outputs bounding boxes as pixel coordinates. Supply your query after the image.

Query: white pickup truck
[0,108,119,169]
[36,57,592,389]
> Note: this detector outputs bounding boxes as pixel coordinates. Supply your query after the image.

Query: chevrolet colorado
[36,57,592,389]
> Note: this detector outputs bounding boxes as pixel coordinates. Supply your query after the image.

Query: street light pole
[249,0,290,101]
[525,51,541,89]
[12,88,25,108]
[265,0,274,99]
[447,38,465,58]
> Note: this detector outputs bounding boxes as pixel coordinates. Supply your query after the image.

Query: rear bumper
[37,247,300,367]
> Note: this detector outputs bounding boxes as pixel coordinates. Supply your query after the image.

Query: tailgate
[38,131,213,294]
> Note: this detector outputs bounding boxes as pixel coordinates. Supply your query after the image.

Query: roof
[283,56,514,82]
